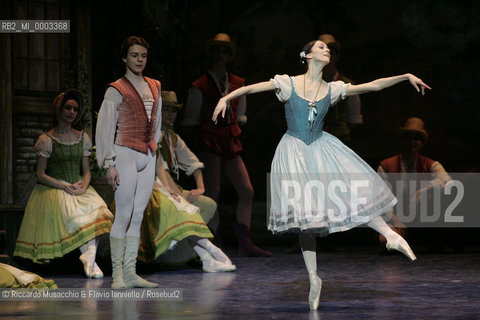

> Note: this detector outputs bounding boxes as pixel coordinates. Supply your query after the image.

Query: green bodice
[46,133,84,184]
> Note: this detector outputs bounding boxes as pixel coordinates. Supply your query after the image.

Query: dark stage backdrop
[91,0,480,202]
[0,0,478,252]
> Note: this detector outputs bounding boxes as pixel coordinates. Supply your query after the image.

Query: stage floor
[1,246,479,319]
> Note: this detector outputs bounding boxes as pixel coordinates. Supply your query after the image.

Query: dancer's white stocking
[110,146,156,239]
[299,234,322,310]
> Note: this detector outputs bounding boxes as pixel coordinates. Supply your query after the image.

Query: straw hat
[207,33,236,58]
[53,88,84,124]
[161,91,182,108]
[399,117,429,143]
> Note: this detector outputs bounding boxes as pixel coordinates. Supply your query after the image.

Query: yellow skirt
[14,184,113,263]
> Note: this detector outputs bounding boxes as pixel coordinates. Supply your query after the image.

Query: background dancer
[14,89,113,279]
[183,33,270,257]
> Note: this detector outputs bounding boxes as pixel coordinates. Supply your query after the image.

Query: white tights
[109,145,156,239]
[367,216,399,242]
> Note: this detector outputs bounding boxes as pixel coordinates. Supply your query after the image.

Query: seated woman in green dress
[14,89,113,279]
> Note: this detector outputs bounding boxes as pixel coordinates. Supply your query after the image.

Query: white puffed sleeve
[329,80,348,106]
[33,133,52,158]
[430,161,452,188]
[269,74,292,102]
[175,134,204,176]
[82,132,92,157]
[95,87,122,169]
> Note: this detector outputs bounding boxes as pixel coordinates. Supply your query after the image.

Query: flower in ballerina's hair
[299,51,307,64]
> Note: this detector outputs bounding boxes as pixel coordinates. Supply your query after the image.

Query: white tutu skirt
[268,132,396,235]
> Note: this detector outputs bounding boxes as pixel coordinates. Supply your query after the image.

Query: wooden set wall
[1,0,92,208]
[0,0,92,257]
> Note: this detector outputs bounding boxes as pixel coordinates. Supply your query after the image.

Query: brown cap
[207,33,236,58]
[399,117,429,143]
[161,91,182,108]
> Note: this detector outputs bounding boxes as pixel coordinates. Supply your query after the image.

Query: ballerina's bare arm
[212,81,276,122]
[345,73,431,96]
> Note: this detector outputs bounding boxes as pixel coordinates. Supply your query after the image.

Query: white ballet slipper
[91,263,104,279]
[201,240,234,265]
[386,235,417,261]
[79,246,96,279]
[308,273,322,310]
[202,255,237,273]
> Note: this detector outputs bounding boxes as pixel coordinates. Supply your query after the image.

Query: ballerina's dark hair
[299,40,317,64]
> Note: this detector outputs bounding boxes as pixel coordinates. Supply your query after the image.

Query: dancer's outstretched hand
[212,98,227,123]
[407,73,431,95]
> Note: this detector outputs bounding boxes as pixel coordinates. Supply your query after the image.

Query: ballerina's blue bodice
[285,78,331,145]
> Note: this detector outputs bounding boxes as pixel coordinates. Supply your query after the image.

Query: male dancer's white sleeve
[96,87,121,168]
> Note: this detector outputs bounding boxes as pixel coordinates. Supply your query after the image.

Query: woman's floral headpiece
[299,51,306,64]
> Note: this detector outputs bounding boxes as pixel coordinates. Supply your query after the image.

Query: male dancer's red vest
[109,77,161,154]
[193,73,245,136]
[380,154,435,173]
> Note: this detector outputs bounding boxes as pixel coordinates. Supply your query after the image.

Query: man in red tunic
[183,33,270,257]
[377,117,451,247]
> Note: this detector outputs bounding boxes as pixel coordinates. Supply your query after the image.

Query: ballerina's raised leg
[367,216,416,260]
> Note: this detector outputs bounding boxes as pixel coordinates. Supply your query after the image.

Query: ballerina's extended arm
[212,81,276,123]
[346,73,431,96]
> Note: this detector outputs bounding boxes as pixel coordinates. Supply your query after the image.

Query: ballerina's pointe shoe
[204,242,234,266]
[386,236,417,261]
[308,274,322,310]
[91,263,104,279]
[202,256,237,273]
[79,254,93,278]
